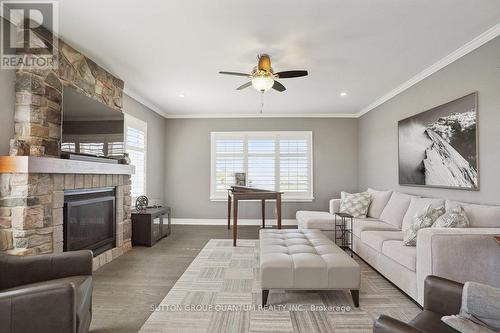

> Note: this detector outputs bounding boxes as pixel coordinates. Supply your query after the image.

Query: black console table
[132,207,171,247]
[334,212,353,257]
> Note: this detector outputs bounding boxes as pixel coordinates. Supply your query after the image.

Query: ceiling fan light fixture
[251,75,274,92]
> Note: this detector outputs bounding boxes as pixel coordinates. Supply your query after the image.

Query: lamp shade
[251,75,274,91]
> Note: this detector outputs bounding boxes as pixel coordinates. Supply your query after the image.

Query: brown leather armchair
[373,275,462,333]
[0,250,93,333]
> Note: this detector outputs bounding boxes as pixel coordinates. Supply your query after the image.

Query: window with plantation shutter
[210,131,313,201]
[214,137,244,191]
[125,115,147,199]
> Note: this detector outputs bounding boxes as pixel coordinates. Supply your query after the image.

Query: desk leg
[233,199,238,246]
[227,193,231,230]
[261,200,265,228]
[277,193,282,229]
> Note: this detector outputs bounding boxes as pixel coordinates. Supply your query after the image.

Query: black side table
[334,212,353,257]
[132,207,171,247]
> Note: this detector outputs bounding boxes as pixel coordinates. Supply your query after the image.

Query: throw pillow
[433,205,470,228]
[460,281,500,331]
[366,188,393,218]
[339,191,372,218]
[379,192,418,229]
[442,315,495,333]
[401,197,445,232]
[442,281,500,333]
[403,204,445,246]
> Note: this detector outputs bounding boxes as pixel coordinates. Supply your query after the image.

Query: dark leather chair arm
[0,282,76,333]
[0,250,93,290]
[423,275,463,315]
[373,315,425,333]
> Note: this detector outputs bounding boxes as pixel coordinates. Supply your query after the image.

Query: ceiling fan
[219,54,308,93]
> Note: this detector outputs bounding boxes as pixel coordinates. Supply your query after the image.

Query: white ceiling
[57,0,500,118]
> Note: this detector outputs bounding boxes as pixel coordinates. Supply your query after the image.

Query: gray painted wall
[122,94,166,204]
[164,118,358,219]
[358,36,500,205]
[0,69,15,155]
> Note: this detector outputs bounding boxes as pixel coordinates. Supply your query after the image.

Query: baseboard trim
[171,218,297,226]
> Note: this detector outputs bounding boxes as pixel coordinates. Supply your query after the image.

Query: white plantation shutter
[214,138,244,191]
[125,115,147,198]
[279,138,310,194]
[210,132,313,200]
[247,138,275,190]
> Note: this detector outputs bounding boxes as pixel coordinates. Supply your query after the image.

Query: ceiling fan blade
[272,80,286,92]
[276,70,308,78]
[236,82,252,90]
[219,71,250,77]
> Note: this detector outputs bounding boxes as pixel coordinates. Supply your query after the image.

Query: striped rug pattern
[140,239,420,332]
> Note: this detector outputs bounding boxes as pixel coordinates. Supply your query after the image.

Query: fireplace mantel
[0,156,135,175]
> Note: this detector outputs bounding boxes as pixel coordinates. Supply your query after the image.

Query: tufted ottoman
[259,228,360,307]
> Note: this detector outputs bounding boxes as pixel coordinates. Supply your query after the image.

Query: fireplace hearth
[64,187,116,256]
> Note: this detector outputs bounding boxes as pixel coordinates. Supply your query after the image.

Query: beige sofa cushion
[360,230,403,251]
[296,211,335,230]
[352,218,398,238]
[382,240,417,271]
[402,197,445,232]
[367,188,393,218]
[379,192,417,229]
[446,200,500,228]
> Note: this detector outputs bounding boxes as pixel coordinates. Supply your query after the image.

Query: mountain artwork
[398,92,478,190]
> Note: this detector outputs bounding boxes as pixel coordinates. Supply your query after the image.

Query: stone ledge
[0,156,135,175]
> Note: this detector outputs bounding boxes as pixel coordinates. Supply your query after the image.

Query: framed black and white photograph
[234,172,246,186]
[398,92,478,190]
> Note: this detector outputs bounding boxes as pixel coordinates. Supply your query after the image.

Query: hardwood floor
[90,224,268,333]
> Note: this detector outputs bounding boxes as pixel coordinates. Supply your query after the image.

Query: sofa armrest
[329,199,341,215]
[416,228,500,305]
[423,275,463,315]
[373,315,424,333]
[0,250,93,290]
[0,282,76,333]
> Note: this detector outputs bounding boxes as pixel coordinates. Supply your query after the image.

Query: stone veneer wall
[11,22,124,157]
[0,173,132,270]
[1,22,130,269]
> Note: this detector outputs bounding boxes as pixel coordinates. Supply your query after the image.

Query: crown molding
[123,87,169,118]
[163,112,357,119]
[356,23,500,118]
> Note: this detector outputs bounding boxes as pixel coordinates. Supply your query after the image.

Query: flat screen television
[61,86,125,159]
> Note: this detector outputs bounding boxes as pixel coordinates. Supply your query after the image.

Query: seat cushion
[352,218,399,238]
[402,197,445,232]
[410,310,460,333]
[296,211,335,230]
[379,192,418,229]
[367,188,393,218]
[382,240,417,271]
[360,231,403,251]
[3,275,93,327]
[260,229,360,290]
[446,200,500,228]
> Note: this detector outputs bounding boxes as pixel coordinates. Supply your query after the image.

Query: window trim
[210,131,314,202]
[124,114,147,200]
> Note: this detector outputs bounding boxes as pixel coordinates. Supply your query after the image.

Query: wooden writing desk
[227,185,282,246]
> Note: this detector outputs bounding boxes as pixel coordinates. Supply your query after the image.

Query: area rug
[139,239,420,333]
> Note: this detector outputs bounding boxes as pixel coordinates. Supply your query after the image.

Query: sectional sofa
[296,189,500,305]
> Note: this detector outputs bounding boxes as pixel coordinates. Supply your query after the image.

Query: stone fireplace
[0,161,134,270]
[0,20,133,270]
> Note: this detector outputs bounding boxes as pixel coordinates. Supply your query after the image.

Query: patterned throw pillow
[403,204,445,246]
[433,205,470,228]
[339,191,372,218]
